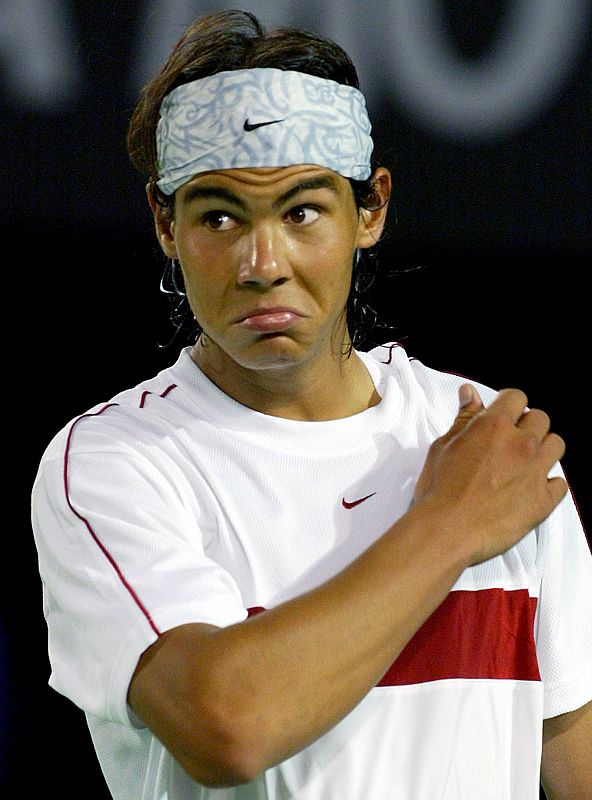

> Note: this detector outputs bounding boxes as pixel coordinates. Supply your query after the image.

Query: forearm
[130,502,471,785]
[541,701,592,800]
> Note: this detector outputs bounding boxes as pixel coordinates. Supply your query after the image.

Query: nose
[236,223,290,287]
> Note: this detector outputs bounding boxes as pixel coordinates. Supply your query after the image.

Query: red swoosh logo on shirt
[342,492,377,509]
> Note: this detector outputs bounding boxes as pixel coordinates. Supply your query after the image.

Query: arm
[541,700,592,800]
[128,386,567,787]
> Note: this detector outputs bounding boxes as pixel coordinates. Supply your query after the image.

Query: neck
[190,336,380,422]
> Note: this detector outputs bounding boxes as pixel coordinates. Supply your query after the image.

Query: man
[31,10,591,799]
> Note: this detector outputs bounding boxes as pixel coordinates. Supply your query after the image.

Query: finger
[546,475,569,511]
[486,388,528,423]
[539,431,566,468]
[443,384,485,440]
[517,408,551,439]
[459,383,484,411]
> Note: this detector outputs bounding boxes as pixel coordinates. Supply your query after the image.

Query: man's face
[153,164,386,373]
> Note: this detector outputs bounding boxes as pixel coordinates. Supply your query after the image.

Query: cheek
[311,235,356,295]
[177,252,221,320]
[175,230,225,285]
[301,256,353,321]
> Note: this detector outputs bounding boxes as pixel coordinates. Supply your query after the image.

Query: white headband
[156,68,373,194]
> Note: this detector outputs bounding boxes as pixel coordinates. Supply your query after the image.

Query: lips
[234,307,305,333]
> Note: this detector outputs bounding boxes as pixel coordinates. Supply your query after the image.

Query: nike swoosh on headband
[243,117,285,131]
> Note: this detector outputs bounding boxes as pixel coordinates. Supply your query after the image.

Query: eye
[202,211,238,231]
[287,206,320,225]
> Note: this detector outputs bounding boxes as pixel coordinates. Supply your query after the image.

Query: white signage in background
[128,0,321,90]
[0,0,81,110]
[381,0,591,140]
[131,0,591,141]
[1,0,590,140]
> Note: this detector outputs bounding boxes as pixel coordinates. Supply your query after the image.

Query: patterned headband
[156,68,373,195]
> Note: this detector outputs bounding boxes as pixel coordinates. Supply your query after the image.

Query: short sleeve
[534,485,592,717]
[31,431,247,727]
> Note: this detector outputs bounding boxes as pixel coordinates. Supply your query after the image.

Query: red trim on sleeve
[63,403,161,636]
[139,383,177,408]
[378,342,402,365]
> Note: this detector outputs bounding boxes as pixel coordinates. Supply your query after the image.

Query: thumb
[447,383,484,436]
[459,383,481,410]
[412,383,484,505]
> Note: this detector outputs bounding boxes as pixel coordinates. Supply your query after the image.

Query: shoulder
[37,362,184,471]
[362,341,500,434]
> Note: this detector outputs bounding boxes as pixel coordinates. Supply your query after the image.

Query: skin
[149,164,390,420]
[129,163,589,792]
[541,701,592,799]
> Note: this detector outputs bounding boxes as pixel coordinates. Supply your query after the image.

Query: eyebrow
[181,186,246,210]
[181,176,340,211]
[273,177,340,208]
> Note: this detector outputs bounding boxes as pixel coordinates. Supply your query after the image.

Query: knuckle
[484,412,513,435]
[528,408,551,430]
[521,431,540,456]
[497,387,528,408]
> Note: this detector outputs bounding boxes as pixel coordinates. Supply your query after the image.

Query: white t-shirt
[31,343,592,800]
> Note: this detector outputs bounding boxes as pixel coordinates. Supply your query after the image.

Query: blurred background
[3,0,591,796]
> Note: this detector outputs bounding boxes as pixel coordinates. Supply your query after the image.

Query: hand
[413,384,568,565]
[412,384,485,504]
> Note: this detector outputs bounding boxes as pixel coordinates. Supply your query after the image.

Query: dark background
[3,1,591,796]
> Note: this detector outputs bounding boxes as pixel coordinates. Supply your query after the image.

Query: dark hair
[127,9,391,352]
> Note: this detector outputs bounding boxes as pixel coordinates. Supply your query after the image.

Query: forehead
[177,165,354,204]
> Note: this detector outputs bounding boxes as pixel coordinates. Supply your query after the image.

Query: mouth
[234,307,306,333]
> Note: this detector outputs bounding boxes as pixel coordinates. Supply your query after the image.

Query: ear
[355,167,392,250]
[146,183,178,259]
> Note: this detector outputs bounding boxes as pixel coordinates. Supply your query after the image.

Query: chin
[239,343,307,369]
[237,335,309,369]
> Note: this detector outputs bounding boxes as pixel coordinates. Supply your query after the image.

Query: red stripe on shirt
[378,588,540,685]
[248,588,540,686]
